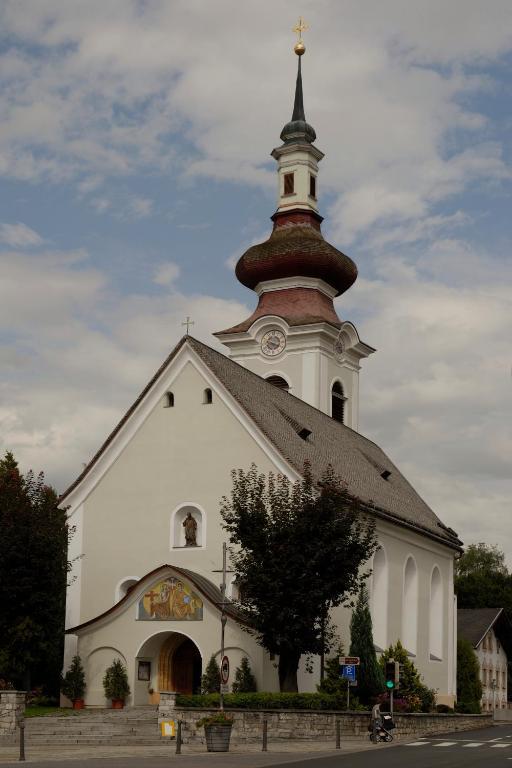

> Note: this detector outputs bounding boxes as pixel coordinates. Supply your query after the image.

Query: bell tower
[215,23,374,431]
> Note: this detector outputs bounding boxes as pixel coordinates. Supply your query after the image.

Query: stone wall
[0,692,25,737]
[158,697,492,744]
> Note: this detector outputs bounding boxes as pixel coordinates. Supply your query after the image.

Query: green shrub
[61,655,86,701]
[436,704,454,713]
[196,712,234,728]
[201,655,220,694]
[455,700,481,714]
[232,657,257,693]
[176,691,368,711]
[380,641,436,712]
[103,659,130,701]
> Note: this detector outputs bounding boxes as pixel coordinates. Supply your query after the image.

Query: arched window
[171,504,205,549]
[165,392,174,408]
[331,382,346,424]
[115,577,139,603]
[266,375,289,392]
[203,388,213,404]
[402,556,418,656]
[429,566,443,660]
[371,547,388,650]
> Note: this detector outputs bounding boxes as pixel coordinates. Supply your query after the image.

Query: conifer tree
[0,451,69,694]
[457,638,482,713]
[349,585,384,704]
[317,645,345,696]
[232,657,257,693]
[201,655,221,694]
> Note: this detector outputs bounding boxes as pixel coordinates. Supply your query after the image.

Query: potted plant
[196,712,234,752]
[61,655,86,709]
[103,658,130,709]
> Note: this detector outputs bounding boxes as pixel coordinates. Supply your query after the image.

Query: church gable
[60,339,293,512]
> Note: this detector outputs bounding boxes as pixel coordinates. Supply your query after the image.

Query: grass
[25,706,73,718]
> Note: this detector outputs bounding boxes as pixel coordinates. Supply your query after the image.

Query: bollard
[335,718,340,749]
[19,718,25,762]
[262,717,268,752]
[176,720,182,755]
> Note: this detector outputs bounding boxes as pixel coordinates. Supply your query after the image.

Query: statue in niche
[183,511,198,546]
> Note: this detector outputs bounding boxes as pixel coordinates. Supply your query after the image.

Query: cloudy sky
[1,1,511,560]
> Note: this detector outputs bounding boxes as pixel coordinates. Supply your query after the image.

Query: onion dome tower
[215,22,375,430]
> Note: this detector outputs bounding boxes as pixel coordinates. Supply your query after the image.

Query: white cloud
[0,222,43,247]
[0,244,248,489]
[153,262,180,286]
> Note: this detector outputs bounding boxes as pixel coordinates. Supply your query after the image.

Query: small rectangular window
[309,174,317,198]
[284,173,294,195]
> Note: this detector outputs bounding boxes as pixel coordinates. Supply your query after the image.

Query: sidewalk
[0,737,376,765]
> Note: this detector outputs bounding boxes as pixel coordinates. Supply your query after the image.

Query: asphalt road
[269,725,512,768]
[2,725,511,767]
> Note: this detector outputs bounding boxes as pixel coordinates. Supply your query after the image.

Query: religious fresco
[138,577,203,621]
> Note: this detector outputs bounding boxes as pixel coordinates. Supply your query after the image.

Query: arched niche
[402,556,418,656]
[429,566,443,660]
[371,546,388,650]
[171,503,205,549]
[114,577,139,604]
[87,647,128,706]
[264,373,290,393]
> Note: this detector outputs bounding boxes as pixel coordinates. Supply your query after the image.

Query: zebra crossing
[406,738,512,750]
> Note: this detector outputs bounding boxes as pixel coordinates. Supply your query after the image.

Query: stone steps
[23,708,165,745]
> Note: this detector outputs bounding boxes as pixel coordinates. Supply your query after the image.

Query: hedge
[175,692,366,710]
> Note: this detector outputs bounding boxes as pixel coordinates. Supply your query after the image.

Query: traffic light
[384,660,400,690]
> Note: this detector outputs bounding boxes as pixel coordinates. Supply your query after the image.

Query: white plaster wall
[75,578,275,706]
[330,519,456,702]
[77,361,281,623]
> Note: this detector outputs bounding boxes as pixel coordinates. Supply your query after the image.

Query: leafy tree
[349,585,385,704]
[0,452,70,694]
[221,463,377,692]
[380,640,435,712]
[201,655,220,694]
[232,657,257,693]
[456,638,482,713]
[455,543,512,612]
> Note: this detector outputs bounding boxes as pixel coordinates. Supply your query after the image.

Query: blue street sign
[341,664,356,682]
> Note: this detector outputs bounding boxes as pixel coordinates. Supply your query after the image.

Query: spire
[291,56,306,122]
[280,21,316,145]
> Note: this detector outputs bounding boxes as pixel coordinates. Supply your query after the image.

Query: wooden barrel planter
[204,723,233,752]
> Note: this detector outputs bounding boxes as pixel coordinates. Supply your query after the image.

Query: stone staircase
[24,707,164,746]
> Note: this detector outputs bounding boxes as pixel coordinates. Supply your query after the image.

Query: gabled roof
[66,564,247,634]
[457,608,505,648]
[61,335,461,550]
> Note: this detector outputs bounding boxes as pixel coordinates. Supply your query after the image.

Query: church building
[62,38,462,708]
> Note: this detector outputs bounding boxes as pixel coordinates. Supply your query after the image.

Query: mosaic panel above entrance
[138,576,203,621]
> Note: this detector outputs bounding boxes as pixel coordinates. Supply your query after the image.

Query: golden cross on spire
[293,17,308,41]
[293,17,308,55]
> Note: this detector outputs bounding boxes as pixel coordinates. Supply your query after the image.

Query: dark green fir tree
[232,656,257,693]
[201,655,221,694]
[349,585,385,705]
[457,638,482,713]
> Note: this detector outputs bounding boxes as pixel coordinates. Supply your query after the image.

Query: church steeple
[215,21,375,430]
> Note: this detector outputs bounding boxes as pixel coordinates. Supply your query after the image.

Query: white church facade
[61,43,461,708]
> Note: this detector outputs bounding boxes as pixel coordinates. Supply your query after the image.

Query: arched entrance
[135,631,202,703]
[159,635,202,694]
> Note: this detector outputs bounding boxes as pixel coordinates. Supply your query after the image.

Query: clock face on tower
[261,329,286,357]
